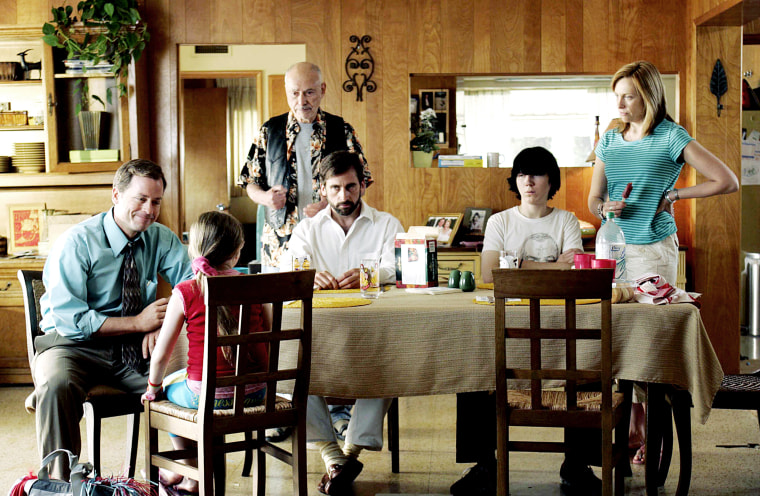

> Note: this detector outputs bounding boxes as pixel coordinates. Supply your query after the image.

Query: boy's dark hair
[507,146,561,200]
[319,151,365,184]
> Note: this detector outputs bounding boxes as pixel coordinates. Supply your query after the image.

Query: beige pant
[625,233,679,285]
[32,342,147,480]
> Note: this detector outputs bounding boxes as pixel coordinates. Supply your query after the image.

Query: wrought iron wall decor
[343,35,376,102]
[711,59,727,117]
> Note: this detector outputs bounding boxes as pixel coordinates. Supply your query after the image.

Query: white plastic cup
[360,257,380,299]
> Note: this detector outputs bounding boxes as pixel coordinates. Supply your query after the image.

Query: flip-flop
[632,445,645,465]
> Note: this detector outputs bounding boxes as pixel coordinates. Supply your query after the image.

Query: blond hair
[189,211,245,366]
[612,60,673,136]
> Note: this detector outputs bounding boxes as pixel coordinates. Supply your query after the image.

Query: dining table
[279,285,724,495]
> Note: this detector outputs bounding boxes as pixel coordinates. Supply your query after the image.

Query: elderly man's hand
[304,199,327,218]
[314,271,340,290]
[268,185,287,210]
[337,269,361,289]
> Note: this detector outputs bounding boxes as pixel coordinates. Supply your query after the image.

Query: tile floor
[1,386,760,495]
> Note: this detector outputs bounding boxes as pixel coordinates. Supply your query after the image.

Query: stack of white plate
[13,142,45,173]
[0,156,10,173]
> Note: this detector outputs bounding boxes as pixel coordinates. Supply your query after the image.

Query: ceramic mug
[459,270,476,292]
[487,152,505,168]
[448,269,461,288]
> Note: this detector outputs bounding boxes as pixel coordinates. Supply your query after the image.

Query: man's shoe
[559,460,602,496]
[316,457,363,495]
[450,459,496,495]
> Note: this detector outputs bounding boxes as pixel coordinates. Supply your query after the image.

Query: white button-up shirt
[282,201,404,284]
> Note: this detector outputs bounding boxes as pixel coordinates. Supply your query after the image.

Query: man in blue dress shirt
[32,159,193,479]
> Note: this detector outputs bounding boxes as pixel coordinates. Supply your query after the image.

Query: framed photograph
[8,203,45,254]
[463,207,493,235]
[420,91,434,110]
[425,212,463,246]
[434,89,448,111]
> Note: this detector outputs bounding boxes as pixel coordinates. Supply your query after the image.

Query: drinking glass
[360,257,380,299]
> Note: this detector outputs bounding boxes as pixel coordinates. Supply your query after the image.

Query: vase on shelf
[412,150,434,168]
[77,110,102,150]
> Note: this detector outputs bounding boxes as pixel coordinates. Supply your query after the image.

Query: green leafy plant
[410,108,439,153]
[42,0,149,112]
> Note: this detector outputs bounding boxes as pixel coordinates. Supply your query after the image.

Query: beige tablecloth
[281,287,723,424]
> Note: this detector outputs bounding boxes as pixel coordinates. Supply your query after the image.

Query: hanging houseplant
[42,0,150,113]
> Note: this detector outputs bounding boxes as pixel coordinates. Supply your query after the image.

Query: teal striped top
[595,119,693,245]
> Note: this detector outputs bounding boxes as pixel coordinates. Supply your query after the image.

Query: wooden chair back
[146,270,315,496]
[492,268,627,496]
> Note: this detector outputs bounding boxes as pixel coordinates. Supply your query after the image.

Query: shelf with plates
[0,125,43,131]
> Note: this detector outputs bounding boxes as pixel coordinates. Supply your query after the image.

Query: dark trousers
[455,390,602,466]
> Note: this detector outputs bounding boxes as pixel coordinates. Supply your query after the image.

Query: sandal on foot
[632,445,645,465]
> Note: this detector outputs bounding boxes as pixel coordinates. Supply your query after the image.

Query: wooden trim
[694,0,744,26]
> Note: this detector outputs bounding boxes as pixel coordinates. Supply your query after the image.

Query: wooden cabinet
[437,249,481,285]
[0,257,44,384]
[1,26,143,176]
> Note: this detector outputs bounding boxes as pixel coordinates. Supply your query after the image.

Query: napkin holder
[394,233,439,288]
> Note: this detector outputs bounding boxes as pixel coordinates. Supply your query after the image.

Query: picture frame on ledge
[8,203,45,255]
[463,207,493,235]
[425,213,463,247]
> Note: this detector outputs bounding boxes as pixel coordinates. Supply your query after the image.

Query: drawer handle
[0,282,11,291]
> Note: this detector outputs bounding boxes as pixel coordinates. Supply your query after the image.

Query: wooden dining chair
[17,269,143,477]
[144,270,315,496]
[492,268,631,496]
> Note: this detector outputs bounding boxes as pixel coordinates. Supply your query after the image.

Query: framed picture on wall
[8,203,45,255]
[463,207,492,235]
[425,212,463,247]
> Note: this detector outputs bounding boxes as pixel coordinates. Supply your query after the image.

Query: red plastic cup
[591,258,616,270]
[574,253,594,269]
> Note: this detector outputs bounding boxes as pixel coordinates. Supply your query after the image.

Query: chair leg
[124,412,140,477]
[645,383,666,496]
[144,405,158,485]
[241,431,253,477]
[671,389,692,496]
[387,398,400,473]
[292,422,307,496]
[254,429,266,496]
[657,401,674,486]
[213,451,226,496]
[84,403,101,476]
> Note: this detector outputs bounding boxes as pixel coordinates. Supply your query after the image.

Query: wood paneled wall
[3,0,745,370]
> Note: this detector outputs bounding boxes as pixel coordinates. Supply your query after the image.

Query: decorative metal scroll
[343,35,376,102]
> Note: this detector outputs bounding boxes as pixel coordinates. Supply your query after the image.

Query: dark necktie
[120,241,146,373]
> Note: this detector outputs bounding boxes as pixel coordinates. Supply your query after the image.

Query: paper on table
[405,287,461,295]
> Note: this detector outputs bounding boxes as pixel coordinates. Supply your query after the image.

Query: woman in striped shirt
[588,60,738,465]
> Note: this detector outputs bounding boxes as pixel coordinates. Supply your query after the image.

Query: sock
[343,442,363,459]
[316,441,347,470]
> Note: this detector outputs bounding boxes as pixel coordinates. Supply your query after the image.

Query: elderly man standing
[238,61,372,269]
[283,151,403,495]
[32,159,193,479]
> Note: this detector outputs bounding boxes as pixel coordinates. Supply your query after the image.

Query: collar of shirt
[286,108,326,137]
[313,200,377,233]
[104,207,144,257]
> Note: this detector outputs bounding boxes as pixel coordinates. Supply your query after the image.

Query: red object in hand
[622,182,633,199]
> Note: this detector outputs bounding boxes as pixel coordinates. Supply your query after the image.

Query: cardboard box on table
[394,233,439,288]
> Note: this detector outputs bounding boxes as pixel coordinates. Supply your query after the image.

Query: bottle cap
[605,211,615,219]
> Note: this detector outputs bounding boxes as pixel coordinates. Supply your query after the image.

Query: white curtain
[217,78,259,197]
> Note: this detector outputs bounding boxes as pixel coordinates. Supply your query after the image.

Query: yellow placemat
[474,298,600,306]
[314,285,393,294]
[285,297,373,308]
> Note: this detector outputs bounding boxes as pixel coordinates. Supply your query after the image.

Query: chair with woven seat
[492,268,631,496]
[145,270,315,496]
[17,269,143,477]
